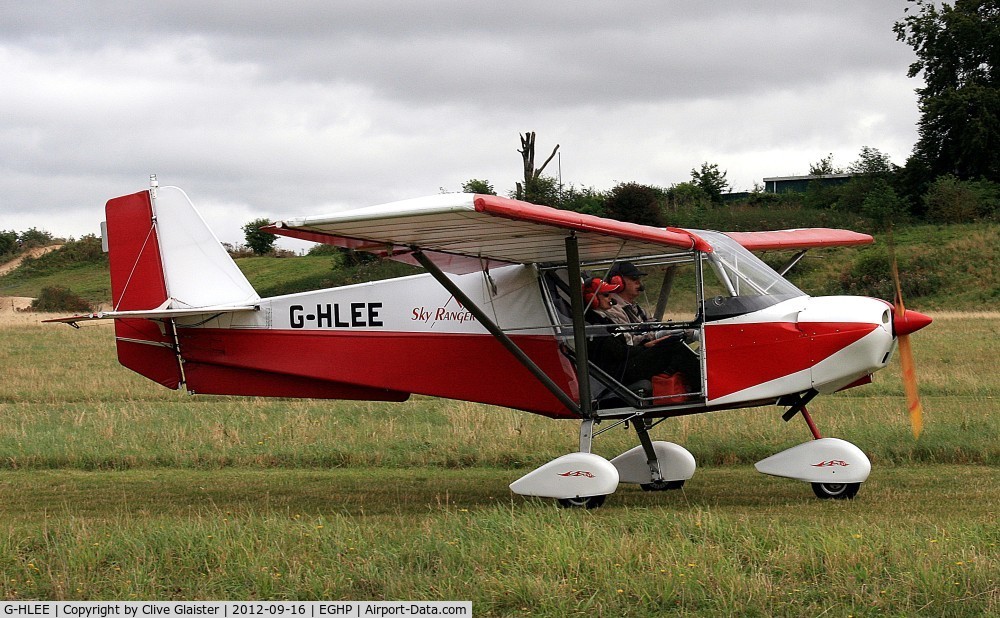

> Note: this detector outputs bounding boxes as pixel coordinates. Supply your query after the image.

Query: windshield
[695,230,806,320]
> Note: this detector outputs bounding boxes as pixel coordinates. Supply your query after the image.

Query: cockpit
[539,230,808,412]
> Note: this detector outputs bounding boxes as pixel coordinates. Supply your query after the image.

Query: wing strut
[564,234,594,419]
[410,249,583,417]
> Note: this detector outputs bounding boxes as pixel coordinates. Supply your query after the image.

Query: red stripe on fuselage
[705,321,877,400]
[176,328,579,418]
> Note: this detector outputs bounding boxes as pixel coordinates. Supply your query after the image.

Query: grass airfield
[0,311,997,615]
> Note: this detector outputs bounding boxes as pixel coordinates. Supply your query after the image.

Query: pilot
[582,278,689,386]
[604,261,680,348]
[605,261,649,323]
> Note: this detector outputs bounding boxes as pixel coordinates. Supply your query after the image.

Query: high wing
[267,194,712,273]
[725,228,873,251]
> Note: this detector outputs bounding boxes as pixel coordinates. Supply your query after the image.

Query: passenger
[582,278,691,386]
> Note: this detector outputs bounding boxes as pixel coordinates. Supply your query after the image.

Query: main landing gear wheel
[811,482,861,500]
[640,479,685,491]
[557,495,607,509]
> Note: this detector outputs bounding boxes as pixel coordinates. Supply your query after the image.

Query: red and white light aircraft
[52,178,932,508]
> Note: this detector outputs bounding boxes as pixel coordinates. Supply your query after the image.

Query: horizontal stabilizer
[44,304,258,326]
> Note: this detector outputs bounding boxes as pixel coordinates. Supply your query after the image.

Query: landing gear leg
[799,406,822,440]
[579,418,594,454]
[797,402,861,499]
[633,419,684,491]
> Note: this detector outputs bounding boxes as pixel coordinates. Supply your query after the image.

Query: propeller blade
[888,231,927,439]
[897,333,924,439]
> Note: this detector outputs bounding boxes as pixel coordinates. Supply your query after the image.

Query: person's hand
[646,332,684,347]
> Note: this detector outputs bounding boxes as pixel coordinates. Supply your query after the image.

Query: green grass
[234,255,340,297]
[0,253,420,303]
[0,311,997,612]
[0,467,995,613]
[236,256,421,297]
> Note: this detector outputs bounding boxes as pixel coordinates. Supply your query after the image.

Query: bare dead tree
[515,132,560,201]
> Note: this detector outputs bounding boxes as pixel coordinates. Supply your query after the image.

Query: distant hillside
[0,236,110,304]
[780,224,998,310]
[0,240,419,307]
[1,224,996,311]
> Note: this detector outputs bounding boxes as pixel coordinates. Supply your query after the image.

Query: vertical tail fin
[107,184,260,311]
[103,182,261,389]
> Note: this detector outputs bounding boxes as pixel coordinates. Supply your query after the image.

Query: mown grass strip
[0,466,995,615]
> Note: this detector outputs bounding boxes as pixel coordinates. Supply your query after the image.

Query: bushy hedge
[29,286,93,313]
[834,250,942,301]
[924,175,1000,223]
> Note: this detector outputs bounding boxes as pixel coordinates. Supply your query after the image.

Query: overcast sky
[1,1,921,248]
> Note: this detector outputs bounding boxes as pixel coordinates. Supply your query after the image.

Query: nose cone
[894,309,932,337]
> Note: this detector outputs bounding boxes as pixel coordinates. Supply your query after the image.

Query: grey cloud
[0,1,921,244]
[5,1,915,107]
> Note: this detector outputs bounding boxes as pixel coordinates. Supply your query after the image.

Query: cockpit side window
[539,253,705,410]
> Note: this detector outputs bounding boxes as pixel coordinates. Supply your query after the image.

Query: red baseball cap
[583,277,622,304]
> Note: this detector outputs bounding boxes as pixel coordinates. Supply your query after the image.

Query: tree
[894,0,1000,181]
[242,218,277,256]
[836,147,903,215]
[0,230,17,258]
[30,286,93,312]
[18,227,54,248]
[559,185,606,216]
[809,153,842,176]
[603,182,665,226]
[847,146,897,176]
[860,180,908,230]
[690,162,730,204]
[665,182,711,212]
[515,132,560,203]
[923,174,1000,221]
[519,175,562,207]
[461,179,496,195]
